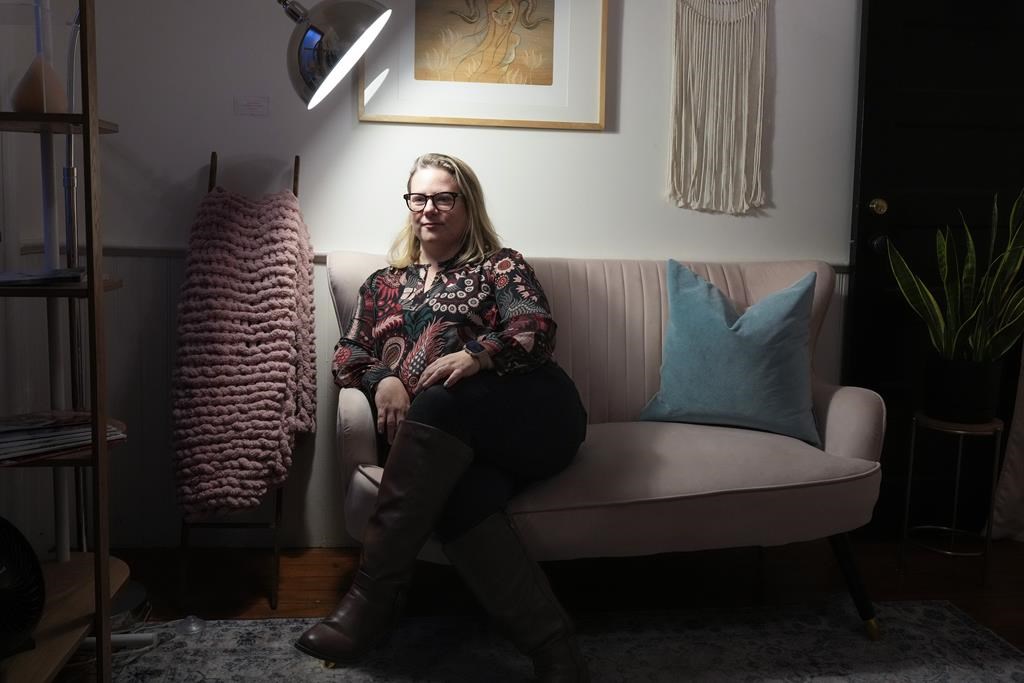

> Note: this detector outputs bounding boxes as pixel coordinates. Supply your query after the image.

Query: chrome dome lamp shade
[279,0,391,110]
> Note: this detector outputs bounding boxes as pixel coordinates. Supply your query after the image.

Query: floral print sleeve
[332,270,398,394]
[479,249,557,374]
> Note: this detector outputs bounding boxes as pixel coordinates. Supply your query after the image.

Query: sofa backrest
[327,252,835,425]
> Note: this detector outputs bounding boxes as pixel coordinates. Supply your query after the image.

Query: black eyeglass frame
[403,192,462,212]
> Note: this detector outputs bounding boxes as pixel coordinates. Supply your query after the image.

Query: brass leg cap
[323,660,336,669]
[865,618,881,641]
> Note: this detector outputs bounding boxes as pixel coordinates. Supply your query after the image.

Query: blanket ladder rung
[178,487,285,610]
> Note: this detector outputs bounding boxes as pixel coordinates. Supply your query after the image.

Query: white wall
[0,0,862,551]
[90,0,860,263]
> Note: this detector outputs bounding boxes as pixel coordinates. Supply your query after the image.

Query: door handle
[868,198,889,215]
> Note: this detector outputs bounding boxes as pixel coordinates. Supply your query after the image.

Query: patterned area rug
[111,598,1024,682]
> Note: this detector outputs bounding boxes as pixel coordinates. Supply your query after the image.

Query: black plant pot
[923,356,1003,424]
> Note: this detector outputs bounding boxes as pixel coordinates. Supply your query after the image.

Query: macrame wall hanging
[669,0,771,215]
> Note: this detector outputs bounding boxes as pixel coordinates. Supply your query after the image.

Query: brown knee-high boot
[295,420,473,664]
[443,512,590,683]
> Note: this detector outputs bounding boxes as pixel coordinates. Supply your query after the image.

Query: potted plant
[887,188,1024,423]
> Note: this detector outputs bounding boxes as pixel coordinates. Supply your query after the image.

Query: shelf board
[0,419,128,468]
[0,435,127,468]
[0,276,123,298]
[0,553,130,683]
[0,113,118,135]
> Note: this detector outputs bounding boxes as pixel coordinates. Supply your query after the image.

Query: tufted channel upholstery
[326,251,885,567]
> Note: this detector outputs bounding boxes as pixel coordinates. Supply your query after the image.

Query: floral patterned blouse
[332,248,556,396]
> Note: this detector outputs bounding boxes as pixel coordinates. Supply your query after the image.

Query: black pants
[375,362,587,543]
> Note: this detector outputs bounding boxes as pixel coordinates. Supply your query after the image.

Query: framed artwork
[358,0,607,130]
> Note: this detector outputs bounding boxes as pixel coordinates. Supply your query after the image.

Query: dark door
[845,0,1024,534]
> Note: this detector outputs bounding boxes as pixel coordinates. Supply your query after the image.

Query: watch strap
[463,341,493,369]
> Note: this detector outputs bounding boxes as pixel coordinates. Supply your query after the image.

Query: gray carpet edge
[107,597,1024,682]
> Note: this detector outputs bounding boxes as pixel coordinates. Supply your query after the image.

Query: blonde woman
[296,153,589,682]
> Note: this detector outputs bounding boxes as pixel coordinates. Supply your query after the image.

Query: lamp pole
[278,0,309,24]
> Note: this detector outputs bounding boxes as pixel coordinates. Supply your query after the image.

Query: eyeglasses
[403,192,461,212]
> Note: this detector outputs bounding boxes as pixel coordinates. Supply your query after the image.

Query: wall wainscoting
[0,249,847,555]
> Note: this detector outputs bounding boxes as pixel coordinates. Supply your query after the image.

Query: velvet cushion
[640,260,821,446]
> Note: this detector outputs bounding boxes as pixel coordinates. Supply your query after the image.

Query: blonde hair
[388,153,502,268]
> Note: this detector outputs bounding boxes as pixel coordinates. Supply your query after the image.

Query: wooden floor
[53,535,1024,681]
[105,535,1024,650]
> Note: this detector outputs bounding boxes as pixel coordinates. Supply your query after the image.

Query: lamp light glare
[307,8,391,110]
[363,67,389,105]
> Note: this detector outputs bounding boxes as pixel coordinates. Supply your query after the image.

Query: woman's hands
[375,352,481,443]
[375,376,410,444]
[417,351,480,392]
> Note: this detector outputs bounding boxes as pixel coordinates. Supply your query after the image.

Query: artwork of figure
[415,0,554,85]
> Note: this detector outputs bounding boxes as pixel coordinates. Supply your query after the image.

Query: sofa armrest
[337,387,378,501]
[812,380,886,462]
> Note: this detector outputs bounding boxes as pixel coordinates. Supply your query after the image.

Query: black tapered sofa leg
[828,533,880,640]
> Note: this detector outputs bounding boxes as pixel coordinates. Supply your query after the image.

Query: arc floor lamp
[278,0,391,109]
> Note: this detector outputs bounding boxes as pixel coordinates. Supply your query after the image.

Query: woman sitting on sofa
[295,152,589,682]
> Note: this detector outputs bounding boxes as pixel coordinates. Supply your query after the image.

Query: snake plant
[886,188,1024,363]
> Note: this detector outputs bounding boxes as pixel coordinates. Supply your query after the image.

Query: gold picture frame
[358,0,607,130]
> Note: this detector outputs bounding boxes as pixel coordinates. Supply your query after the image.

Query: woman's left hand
[416,351,480,391]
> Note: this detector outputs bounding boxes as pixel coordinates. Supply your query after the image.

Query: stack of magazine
[0,411,127,463]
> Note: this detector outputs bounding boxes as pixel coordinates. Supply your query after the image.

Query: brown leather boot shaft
[296,420,473,664]
[360,420,474,582]
[443,512,590,682]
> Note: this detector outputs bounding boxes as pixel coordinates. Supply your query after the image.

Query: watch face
[465,340,485,354]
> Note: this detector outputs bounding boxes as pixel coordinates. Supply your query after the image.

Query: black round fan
[0,516,45,661]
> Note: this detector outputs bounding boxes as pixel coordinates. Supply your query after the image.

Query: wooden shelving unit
[0,1,124,680]
[0,416,127,468]
[0,554,129,683]
[0,112,118,135]
[0,276,122,298]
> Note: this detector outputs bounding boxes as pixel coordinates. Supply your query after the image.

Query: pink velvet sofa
[326,251,886,636]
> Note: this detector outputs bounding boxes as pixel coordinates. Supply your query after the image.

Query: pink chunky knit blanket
[173,187,316,520]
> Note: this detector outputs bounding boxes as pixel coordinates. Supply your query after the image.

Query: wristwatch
[463,340,491,367]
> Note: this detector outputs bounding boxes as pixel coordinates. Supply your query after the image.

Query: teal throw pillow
[640,260,821,446]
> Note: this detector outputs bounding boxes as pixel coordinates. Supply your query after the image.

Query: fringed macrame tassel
[669,0,771,214]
